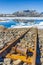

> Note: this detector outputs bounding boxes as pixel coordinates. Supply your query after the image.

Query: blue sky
[0,0,43,14]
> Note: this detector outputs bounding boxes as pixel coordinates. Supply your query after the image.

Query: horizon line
[0,9,42,14]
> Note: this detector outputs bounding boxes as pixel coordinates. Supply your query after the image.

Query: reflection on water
[0,20,43,28]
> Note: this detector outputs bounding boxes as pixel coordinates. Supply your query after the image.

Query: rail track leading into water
[5,28,37,65]
[0,27,38,65]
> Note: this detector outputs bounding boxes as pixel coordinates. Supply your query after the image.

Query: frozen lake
[0,20,43,28]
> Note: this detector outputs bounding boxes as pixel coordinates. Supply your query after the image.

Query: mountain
[12,10,41,17]
[0,10,43,17]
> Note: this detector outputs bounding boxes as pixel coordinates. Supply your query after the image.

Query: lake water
[0,20,43,28]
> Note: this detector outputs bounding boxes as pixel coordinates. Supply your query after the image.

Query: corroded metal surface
[6,28,38,65]
[0,28,30,57]
[37,29,43,65]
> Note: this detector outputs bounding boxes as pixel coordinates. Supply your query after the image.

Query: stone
[23,63,28,65]
[4,58,11,64]
[12,59,22,65]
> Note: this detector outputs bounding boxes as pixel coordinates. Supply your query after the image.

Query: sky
[0,0,43,14]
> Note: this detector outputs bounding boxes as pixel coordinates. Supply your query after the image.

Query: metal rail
[6,28,38,65]
[0,28,30,57]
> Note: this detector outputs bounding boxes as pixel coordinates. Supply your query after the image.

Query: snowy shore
[10,25,43,29]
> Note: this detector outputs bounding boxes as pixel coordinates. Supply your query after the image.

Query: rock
[12,59,22,65]
[40,58,43,63]
[38,29,43,65]
[0,62,3,65]
[23,63,28,65]
[3,63,11,65]
[0,40,4,49]
[4,58,11,64]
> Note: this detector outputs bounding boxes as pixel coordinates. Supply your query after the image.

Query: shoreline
[10,25,43,29]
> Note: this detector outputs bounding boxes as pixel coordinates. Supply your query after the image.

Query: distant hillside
[0,10,43,17]
[12,10,43,17]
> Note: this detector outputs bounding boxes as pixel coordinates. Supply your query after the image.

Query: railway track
[36,29,43,65]
[5,28,38,65]
[0,28,30,57]
[0,27,43,65]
